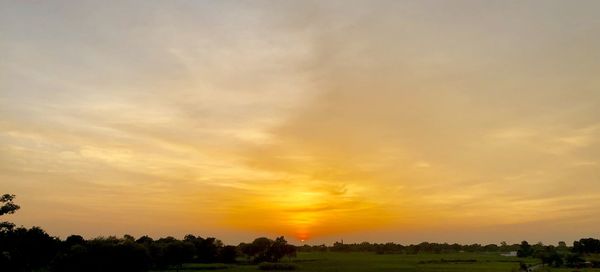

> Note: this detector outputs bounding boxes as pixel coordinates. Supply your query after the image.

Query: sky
[1,0,600,245]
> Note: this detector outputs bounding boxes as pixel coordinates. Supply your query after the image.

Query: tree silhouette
[240,236,296,263]
[573,238,600,254]
[517,241,533,257]
[0,194,20,216]
[218,245,238,263]
[532,245,563,267]
[0,194,20,231]
[241,237,272,263]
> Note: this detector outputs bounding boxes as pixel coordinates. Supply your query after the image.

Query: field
[154,252,600,272]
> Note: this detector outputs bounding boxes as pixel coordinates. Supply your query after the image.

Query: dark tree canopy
[573,238,600,254]
[517,241,533,257]
[1,194,20,232]
[239,236,296,263]
[0,194,20,216]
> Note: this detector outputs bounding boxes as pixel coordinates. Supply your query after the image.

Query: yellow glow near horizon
[219,180,394,241]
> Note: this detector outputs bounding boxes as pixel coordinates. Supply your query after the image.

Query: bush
[258,262,297,270]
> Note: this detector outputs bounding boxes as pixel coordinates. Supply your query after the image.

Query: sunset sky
[1,0,600,245]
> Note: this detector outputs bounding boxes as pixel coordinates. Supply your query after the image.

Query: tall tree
[0,194,20,231]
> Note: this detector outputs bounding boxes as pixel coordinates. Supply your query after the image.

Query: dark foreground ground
[152,252,600,272]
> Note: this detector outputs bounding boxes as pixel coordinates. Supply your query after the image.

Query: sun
[295,229,310,242]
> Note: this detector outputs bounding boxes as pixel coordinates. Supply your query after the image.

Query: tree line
[298,241,521,254]
[0,194,296,272]
[3,193,600,270]
[297,239,600,268]
[516,239,600,268]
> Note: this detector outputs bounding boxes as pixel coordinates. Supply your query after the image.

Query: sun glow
[275,190,321,240]
[219,176,394,241]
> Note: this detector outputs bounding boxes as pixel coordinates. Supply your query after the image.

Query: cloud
[1,0,600,243]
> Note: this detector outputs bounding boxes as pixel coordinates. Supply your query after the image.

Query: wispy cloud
[1,0,600,243]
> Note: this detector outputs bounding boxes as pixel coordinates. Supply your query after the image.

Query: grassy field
[153,252,600,272]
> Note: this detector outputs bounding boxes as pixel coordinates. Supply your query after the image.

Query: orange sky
[1,1,600,245]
